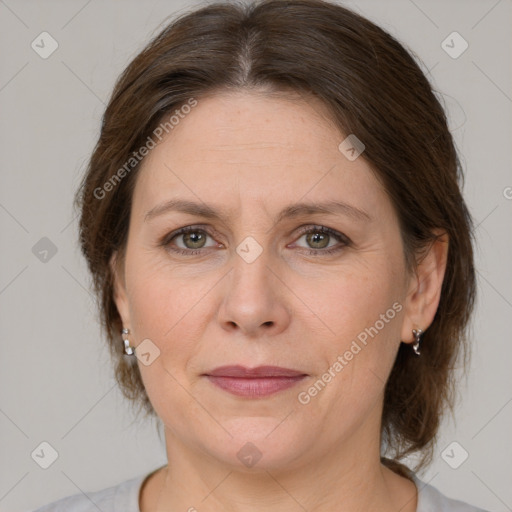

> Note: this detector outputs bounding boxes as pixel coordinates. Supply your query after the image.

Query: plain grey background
[0,0,510,510]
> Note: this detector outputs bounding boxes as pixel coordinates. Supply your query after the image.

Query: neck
[149,426,417,512]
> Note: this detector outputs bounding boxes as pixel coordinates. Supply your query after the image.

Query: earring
[122,328,135,355]
[412,328,423,356]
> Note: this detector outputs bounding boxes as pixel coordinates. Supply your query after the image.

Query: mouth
[203,365,308,398]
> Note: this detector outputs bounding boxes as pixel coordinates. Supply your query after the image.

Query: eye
[292,225,350,255]
[162,226,220,254]
[161,224,350,256]
[177,230,209,249]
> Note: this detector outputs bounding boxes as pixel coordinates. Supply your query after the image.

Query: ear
[110,250,131,329]
[400,230,449,344]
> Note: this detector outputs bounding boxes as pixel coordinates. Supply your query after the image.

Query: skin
[112,90,448,512]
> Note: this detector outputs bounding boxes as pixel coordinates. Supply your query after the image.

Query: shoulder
[31,473,148,512]
[414,477,491,512]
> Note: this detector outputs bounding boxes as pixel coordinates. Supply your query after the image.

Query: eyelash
[160,225,351,256]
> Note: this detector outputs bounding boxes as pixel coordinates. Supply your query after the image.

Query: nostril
[262,321,273,327]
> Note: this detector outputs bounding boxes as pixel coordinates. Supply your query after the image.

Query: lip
[204,365,308,398]
[206,365,306,378]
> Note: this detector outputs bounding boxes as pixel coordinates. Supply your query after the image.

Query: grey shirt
[33,472,490,512]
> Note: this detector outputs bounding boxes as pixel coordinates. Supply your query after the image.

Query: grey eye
[172,230,216,250]
[304,232,331,249]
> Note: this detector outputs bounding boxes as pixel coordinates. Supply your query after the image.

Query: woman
[34,0,488,510]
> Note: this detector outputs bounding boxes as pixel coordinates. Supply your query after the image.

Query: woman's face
[113,90,423,471]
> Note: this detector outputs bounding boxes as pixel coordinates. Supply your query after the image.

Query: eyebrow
[144,198,372,224]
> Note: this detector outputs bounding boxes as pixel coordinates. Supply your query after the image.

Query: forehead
[131,91,388,220]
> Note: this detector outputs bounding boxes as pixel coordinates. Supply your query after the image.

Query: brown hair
[76,0,475,473]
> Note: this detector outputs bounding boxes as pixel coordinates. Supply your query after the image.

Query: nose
[217,251,291,337]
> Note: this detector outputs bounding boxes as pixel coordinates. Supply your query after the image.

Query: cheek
[293,276,403,441]
[125,265,208,422]
[124,253,218,378]
[301,254,406,403]
[311,260,404,350]
[126,244,199,332]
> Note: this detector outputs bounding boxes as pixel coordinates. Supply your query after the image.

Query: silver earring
[122,328,135,355]
[412,328,423,356]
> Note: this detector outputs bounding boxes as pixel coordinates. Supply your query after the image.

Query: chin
[198,416,315,472]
